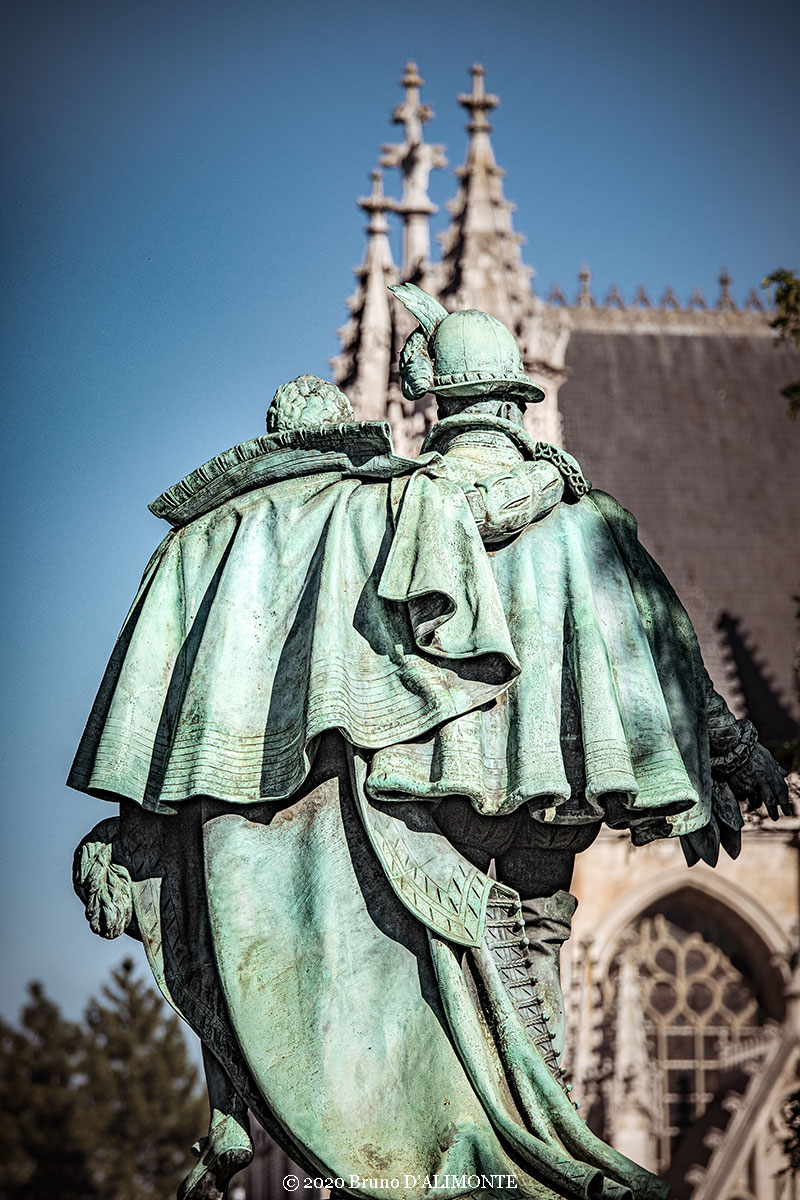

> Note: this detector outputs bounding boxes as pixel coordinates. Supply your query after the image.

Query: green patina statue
[69,285,789,1200]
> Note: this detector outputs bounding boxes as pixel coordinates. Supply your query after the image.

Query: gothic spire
[332,169,398,421]
[436,64,534,331]
[381,62,446,282]
[361,166,395,247]
[435,65,568,445]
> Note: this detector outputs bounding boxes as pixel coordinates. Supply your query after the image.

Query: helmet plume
[388,283,448,337]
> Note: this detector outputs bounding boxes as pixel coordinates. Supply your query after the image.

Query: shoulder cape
[69,435,713,843]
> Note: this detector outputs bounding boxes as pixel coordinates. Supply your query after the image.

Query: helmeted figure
[393,283,545,405]
[70,288,788,1200]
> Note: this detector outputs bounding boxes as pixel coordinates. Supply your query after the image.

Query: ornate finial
[390,61,433,148]
[743,287,765,313]
[358,169,396,236]
[716,267,738,312]
[659,287,681,311]
[381,62,446,279]
[547,283,568,307]
[687,287,707,311]
[458,63,499,133]
[604,285,626,310]
[576,264,595,308]
[631,286,653,309]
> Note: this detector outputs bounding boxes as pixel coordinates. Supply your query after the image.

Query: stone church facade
[241,64,800,1200]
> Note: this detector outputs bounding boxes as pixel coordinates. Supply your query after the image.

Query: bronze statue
[70,286,789,1200]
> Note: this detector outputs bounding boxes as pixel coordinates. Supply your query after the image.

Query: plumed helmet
[389,282,545,404]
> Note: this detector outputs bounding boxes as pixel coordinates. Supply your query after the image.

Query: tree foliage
[0,960,207,1200]
[762,268,800,418]
[0,983,98,1200]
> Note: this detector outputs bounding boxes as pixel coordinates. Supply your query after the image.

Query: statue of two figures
[69,285,790,1200]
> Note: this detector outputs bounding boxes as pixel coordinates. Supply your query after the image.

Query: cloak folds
[69,445,712,841]
[69,425,714,1199]
[113,736,666,1200]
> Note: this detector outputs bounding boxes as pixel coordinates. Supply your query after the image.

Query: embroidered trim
[149,422,398,526]
[422,415,592,499]
[484,887,567,1089]
[531,442,592,498]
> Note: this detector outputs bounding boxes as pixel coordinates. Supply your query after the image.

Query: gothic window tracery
[604,911,768,1172]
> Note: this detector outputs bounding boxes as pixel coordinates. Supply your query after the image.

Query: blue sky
[2,0,798,1022]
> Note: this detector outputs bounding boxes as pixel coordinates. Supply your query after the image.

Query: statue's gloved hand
[707,692,793,821]
[726,742,792,820]
[467,461,564,544]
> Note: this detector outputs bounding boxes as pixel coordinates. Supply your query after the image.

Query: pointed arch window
[605,911,771,1172]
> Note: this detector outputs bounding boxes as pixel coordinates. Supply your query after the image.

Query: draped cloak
[68,420,720,1200]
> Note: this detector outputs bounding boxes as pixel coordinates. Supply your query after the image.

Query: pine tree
[0,982,99,1200]
[0,961,207,1200]
[81,958,208,1200]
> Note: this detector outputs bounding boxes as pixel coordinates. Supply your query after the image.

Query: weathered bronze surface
[70,288,789,1200]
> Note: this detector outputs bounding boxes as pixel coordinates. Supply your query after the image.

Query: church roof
[560,323,800,730]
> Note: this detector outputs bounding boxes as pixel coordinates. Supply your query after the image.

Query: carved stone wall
[565,819,800,1197]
